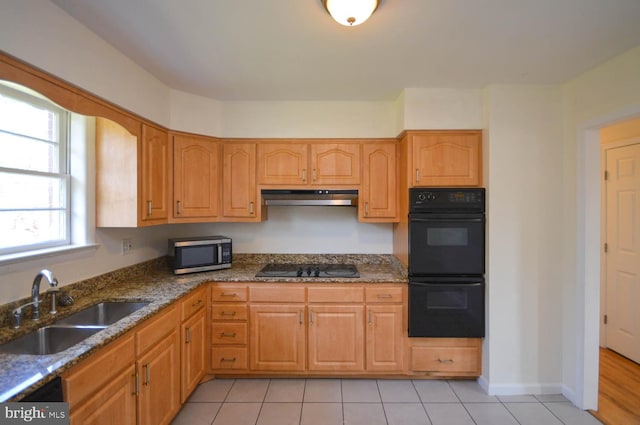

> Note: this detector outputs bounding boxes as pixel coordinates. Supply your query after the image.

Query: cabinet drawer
[211,305,248,321]
[308,286,364,303]
[411,346,480,374]
[211,323,248,345]
[64,333,135,407]
[211,285,248,302]
[211,347,248,370]
[250,286,305,303]
[182,287,206,321]
[365,286,403,303]
[136,305,179,355]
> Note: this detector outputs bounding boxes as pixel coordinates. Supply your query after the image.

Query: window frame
[0,82,72,255]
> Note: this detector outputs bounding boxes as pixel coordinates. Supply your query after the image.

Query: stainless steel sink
[0,326,105,355]
[0,301,150,355]
[55,301,150,326]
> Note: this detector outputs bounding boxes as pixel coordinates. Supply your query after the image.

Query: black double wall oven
[408,188,486,338]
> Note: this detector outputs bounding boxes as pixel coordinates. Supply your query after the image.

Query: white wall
[483,85,564,394]
[0,0,170,126]
[401,88,484,130]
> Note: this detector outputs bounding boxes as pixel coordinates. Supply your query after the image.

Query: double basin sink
[0,301,150,355]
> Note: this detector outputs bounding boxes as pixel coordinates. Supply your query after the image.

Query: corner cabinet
[404,130,482,187]
[96,118,170,227]
[359,142,398,222]
[171,134,220,222]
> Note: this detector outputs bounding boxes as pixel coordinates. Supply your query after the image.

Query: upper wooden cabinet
[96,119,170,227]
[222,142,262,221]
[360,142,398,222]
[171,134,220,222]
[140,125,170,224]
[404,130,482,187]
[257,142,361,186]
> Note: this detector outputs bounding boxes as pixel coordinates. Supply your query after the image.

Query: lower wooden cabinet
[64,288,207,425]
[410,338,482,377]
[366,304,404,372]
[137,329,180,425]
[69,367,137,425]
[250,304,306,371]
[181,287,207,403]
[308,305,365,371]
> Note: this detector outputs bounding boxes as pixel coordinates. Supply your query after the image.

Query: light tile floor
[172,378,603,425]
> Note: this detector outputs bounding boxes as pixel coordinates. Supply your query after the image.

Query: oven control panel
[410,188,485,212]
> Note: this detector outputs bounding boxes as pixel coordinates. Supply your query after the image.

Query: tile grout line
[375,379,390,425]
[253,378,271,425]
[447,380,480,425]
[411,379,435,424]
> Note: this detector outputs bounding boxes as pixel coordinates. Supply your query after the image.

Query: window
[0,82,70,255]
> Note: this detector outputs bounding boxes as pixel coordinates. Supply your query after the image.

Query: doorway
[595,119,640,422]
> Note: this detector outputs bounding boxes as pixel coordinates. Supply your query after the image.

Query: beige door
[605,143,640,363]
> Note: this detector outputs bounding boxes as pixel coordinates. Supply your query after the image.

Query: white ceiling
[50,0,640,101]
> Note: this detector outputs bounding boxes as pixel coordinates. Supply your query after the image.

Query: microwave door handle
[218,245,222,262]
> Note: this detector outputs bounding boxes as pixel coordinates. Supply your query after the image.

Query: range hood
[261,189,358,206]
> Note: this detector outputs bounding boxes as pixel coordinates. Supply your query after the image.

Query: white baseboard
[483,381,565,396]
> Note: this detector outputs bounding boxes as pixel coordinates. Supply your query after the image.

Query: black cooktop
[256,263,360,278]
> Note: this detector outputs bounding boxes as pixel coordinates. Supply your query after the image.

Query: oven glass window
[427,228,468,246]
[427,290,468,309]
[180,245,216,267]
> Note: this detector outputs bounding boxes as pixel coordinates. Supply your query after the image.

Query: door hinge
[604,170,609,181]
[604,243,608,253]
[604,314,608,325]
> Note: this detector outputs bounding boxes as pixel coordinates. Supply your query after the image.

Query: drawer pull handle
[368,310,373,325]
[416,169,420,182]
[220,332,237,337]
[438,358,454,364]
[309,310,314,325]
[191,299,203,308]
[186,328,192,343]
[221,357,236,362]
[177,200,181,215]
[299,311,303,325]
[220,311,237,316]
[376,294,393,299]
[220,292,237,297]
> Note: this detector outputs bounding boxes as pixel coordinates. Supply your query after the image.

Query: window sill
[0,244,100,268]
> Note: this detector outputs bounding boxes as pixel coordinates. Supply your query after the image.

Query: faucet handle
[12,307,23,329]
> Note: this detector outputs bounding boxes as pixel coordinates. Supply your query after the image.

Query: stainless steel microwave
[168,236,232,275]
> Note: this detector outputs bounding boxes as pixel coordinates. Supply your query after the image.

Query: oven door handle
[410,215,483,222]
[409,282,483,287]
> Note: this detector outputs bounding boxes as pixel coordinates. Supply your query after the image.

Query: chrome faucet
[12,269,60,328]
[32,269,59,319]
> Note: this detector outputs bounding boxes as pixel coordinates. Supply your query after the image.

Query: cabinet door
[366,305,404,371]
[308,305,364,371]
[250,304,306,371]
[137,329,181,425]
[222,143,258,218]
[360,143,397,221]
[257,143,308,185]
[173,135,219,220]
[310,143,360,185]
[69,366,137,425]
[411,132,481,187]
[140,124,170,224]
[181,309,206,403]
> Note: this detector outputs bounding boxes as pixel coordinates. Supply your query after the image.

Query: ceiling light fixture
[321,0,379,26]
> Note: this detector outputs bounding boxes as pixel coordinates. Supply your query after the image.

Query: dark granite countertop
[0,254,406,402]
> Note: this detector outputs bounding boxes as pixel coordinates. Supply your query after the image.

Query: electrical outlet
[121,239,133,255]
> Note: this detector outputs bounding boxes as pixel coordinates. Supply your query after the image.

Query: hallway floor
[171,378,602,425]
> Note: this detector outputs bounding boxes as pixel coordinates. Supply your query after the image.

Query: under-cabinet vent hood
[261,189,358,206]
